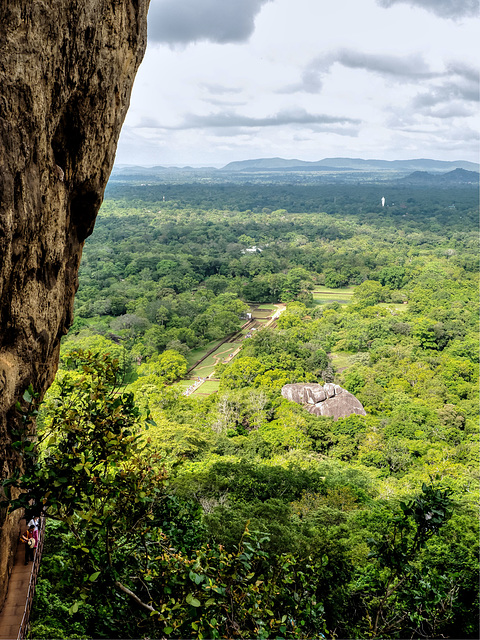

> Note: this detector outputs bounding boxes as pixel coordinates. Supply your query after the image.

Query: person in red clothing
[20,525,36,565]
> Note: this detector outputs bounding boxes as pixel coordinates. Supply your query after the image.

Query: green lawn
[171,380,191,391]
[186,340,219,367]
[190,363,216,377]
[312,295,352,305]
[312,287,354,305]
[189,342,242,377]
[252,309,273,318]
[191,380,220,396]
[313,286,354,295]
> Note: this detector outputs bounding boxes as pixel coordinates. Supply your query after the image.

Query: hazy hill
[221,157,479,173]
[111,164,217,175]
[400,168,479,184]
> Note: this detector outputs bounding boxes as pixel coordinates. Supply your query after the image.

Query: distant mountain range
[110,158,479,184]
[111,165,217,175]
[220,157,479,172]
[399,168,479,184]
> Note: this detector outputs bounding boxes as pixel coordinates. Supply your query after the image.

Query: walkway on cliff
[0,517,44,640]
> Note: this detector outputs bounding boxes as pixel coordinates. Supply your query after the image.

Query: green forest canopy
[8,180,478,639]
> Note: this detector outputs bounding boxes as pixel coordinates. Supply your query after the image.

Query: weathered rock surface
[281,383,366,420]
[0,0,149,609]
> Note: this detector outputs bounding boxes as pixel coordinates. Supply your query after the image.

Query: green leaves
[189,570,205,585]
[68,600,81,615]
[2,351,169,637]
[186,593,201,608]
[23,385,36,404]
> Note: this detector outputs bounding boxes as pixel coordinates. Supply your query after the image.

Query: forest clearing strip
[185,320,254,375]
[183,304,285,396]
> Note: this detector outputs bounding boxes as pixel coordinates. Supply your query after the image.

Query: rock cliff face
[0,0,150,608]
[281,383,366,420]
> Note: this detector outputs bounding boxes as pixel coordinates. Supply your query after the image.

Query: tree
[2,351,166,623]
[353,280,387,307]
[220,357,266,389]
[412,317,439,350]
[138,349,188,382]
[352,482,455,639]
[378,266,406,289]
[280,268,312,302]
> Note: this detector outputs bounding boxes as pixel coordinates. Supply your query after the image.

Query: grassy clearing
[252,309,273,318]
[172,380,191,391]
[223,341,243,350]
[191,380,220,396]
[313,286,354,295]
[189,341,243,377]
[203,347,236,366]
[186,340,219,367]
[191,363,216,377]
[312,295,352,305]
[312,287,354,306]
[211,345,237,358]
[331,351,353,371]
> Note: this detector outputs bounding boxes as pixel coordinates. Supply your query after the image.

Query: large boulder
[281,383,366,420]
[0,0,149,609]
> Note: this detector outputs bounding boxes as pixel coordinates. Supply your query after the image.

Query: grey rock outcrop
[281,383,366,420]
[0,0,149,609]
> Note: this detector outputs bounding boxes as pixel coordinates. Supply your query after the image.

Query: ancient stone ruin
[281,383,366,420]
[0,0,150,608]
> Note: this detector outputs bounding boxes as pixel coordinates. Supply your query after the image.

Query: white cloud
[116,0,479,165]
[377,0,479,20]
[162,108,361,130]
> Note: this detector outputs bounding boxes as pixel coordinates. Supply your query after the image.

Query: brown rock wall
[0,0,150,609]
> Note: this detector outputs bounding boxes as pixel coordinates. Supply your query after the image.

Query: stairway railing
[17,516,46,640]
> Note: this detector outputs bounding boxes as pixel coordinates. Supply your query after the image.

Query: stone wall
[0,0,150,609]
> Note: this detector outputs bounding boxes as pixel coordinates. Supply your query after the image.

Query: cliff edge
[0,0,149,608]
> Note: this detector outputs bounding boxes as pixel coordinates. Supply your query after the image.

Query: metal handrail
[17,516,46,640]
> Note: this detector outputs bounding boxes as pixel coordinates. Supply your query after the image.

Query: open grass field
[312,286,354,305]
[189,341,242,377]
[252,309,273,318]
[190,363,216,377]
[172,380,191,391]
[186,340,220,367]
[191,380,220,396]
[314,286,354,295]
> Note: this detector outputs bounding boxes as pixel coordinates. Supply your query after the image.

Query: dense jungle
[8,179,478,639]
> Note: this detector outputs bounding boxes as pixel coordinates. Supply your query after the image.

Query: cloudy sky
[115,0,479,167]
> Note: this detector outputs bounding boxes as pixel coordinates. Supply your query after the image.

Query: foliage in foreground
[2,351,477,639]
